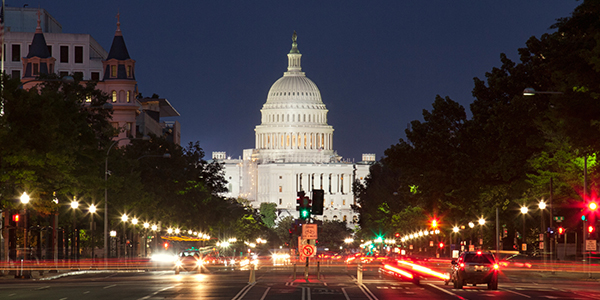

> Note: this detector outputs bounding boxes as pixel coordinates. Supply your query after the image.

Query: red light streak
[384,264,413,279]
[398,260,450,280]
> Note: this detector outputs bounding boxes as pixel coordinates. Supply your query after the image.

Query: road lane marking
[341,288,351,300]
[35,286,50,290]
[259,287,271,300]
[302,287,311,300]
[83,291,90,294]
[103,284,117,289]
[358,284,378,300]
[427,284,468,300]
[137,285,177,300]
[501,288,531,298]
[231,282,256,300]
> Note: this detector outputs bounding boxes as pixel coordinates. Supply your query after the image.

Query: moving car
[451,251,499,290]
[175,250,203,273]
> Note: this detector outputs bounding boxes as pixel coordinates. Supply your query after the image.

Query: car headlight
[196,259,204,266]
[175,260,182,267]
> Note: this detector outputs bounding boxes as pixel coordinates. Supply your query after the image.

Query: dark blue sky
[10,1,580,161]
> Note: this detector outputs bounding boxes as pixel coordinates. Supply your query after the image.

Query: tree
[259,202,277,228]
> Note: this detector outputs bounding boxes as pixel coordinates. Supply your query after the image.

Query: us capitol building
[213,33,375,226]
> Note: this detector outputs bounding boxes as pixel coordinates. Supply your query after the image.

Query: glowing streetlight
[121,214,128,222]
[20,192,30,204]
[71,200,79,209]
[143,222,150,229]
[167,228,173,234]
[151,224,158,231]
[89,204,97,260]
[521,206,529,253]
[175,228,180,235]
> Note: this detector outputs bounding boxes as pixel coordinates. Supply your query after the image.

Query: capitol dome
[254,32,335,163]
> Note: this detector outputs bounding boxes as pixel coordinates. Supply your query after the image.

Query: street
[1,262,599,300]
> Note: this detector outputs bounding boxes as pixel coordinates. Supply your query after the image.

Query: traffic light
[431,219,438,228]
[588,225,595,236]
[311,189,324,215]
[164,242,169,249]
[558,227,564,235]
[296,191,305,211]
[12,214,19,223]
[395,232,400,238]
[439,242,444,249]
[299,197,311,220]
[589,201,598,211]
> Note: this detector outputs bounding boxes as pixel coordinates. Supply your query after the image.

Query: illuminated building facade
[214,33,375,226]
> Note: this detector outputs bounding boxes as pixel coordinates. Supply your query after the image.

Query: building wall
[3,32,107,80]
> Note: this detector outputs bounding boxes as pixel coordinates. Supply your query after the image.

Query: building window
[111,65,117,77]
[91,72,100,81]
[12,44,20,62]
[60,46,69,63]
[126,122,133,137]
[111,122,119,137]
[11,70,21,79]
[47,45,52,57]
[343,215,347,222]
[74,72,83,80]
[343,200,346,206]
[74,46,83,63]
[32,63,39,75]
[279,176,282,179]
[127,65,132,77]
[59,71,68,78]
[279,199,282,205]
[330,200,334,207]
[112,91,117,103]
[279,186,282,193]
[126,91,131,103]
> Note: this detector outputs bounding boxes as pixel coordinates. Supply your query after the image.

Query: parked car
[451,251,499,290]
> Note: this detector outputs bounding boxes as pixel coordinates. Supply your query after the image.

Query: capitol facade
[214,33,374,226]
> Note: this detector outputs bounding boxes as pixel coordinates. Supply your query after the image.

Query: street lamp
[478,218,485,248]
[131,218,138,258]
[521,206,529,253]
[20,192,30,260]
[71,199,79,260]
[104,135,150,260]
[538,200,548,268]
[121,214,128,259]
[89,204,97,261]
[468,222,475,249]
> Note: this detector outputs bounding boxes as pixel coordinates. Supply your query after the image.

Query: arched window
[111,91,117,103]
[126,91,131,103]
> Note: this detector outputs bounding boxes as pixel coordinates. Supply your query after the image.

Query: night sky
[8,1,580,161]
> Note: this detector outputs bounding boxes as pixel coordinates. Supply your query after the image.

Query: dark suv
[451,251,498,290]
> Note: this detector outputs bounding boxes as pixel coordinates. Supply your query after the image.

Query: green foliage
[355,1,600,243]
[317,220,352,249]
[259,202,278,228]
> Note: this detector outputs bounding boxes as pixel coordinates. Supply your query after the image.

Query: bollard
[304,257,309,281]
[357,262,363,285]
[249,264,256,284]
[317,261,320,280]
[293,263,297,280]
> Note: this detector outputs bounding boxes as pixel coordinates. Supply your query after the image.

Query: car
[175,250,203,273]
[451,251,499,290]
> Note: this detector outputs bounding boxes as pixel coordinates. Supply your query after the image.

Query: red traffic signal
[164,242,169,249]
[588,225,595,234]
[431,219,438,228]
[589,202,598,211]
[558,227,565,235]
[395,232,400,238]
[439,242,444,249]
[12,214,20,223]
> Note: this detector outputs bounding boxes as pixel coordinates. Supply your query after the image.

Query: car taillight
[493,264,499,270]
[459,262,465,269]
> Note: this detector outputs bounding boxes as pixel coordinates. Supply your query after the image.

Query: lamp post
[468,222,475,250]
[478,218,485,249]
[103,135,157,261]
[20,192,30,260]
[131,218,138,258]
[539,200,547,268]
[89,204,97,262]
[70,199,79,261]
[143,222,150,258]
[521,206,529,254]
[121,214,128,259]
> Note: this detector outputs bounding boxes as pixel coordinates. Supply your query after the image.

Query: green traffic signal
[300,208,310,219]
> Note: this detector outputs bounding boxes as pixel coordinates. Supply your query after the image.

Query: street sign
[302,224,318,239]
[586,240,597,251]
[301,244,316,257]
[553,216,564,222]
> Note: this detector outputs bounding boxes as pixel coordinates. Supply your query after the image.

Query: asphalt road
[1,264,599,299]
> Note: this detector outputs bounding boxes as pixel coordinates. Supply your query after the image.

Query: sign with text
[302,224,318,239]
[586,240,597,251]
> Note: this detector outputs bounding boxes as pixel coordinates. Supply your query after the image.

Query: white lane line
[427,284,468,300]
[83,291,90,294]
[501,288,531,298]
[231,282,255,300]
[103,284,117,289]
[259,287,271,300]
[35,286,50,290]
[137,285,177,300]
[358,284,378,300]
[8,294,16,297]
[341,287,351,300]
[59,298,67,300]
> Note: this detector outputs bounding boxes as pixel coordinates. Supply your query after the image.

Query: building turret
[21,10,56,78]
